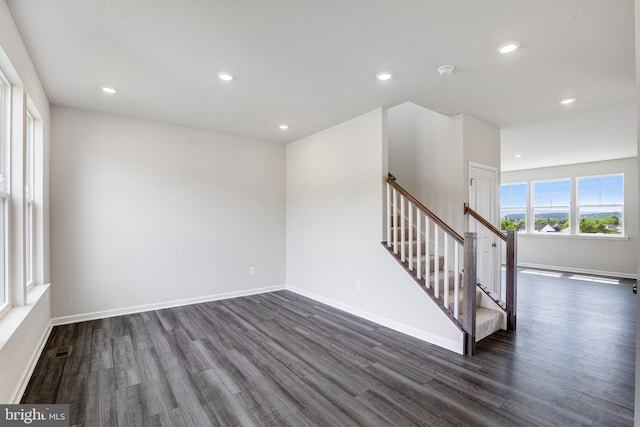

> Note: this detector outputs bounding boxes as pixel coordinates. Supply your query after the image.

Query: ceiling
[5,0,637,171]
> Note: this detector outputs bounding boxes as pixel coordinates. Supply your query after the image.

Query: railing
[385,175,478,354]
[464,203,517,331]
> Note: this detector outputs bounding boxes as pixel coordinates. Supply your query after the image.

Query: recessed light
[278,124,289,130]
[514,154,522,158]
[217,71,234,81]
[101,87,117,94]
[559,98,576,105]
[376,71,393,81]
[497,41,520,54]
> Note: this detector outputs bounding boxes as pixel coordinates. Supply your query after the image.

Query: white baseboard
[518,263,637,280]
[285,285,464,355]
[51,285,286,326]
[11,320,53,404]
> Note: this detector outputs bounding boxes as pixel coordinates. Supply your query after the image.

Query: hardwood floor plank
[355,388,430,426]
[192,368,257,427]
[426,378,536,427]
[579,391,635,421]
[83,368,117,427]
[112,335,142,390]
[115,383,149,427]
[90,326,114,371]
[157,356,217,426]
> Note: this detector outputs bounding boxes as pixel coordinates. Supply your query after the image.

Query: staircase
[388,221,504,341]
[383,174,517,355]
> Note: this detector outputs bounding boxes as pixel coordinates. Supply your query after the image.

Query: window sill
[0,283,50,351]
[517,232,628,241]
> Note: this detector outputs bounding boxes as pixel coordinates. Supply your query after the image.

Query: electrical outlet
[249,266,255,275]
[355,280,362,291]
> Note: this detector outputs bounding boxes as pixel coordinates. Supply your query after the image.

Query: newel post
[463,232,477,356]
[506,230,518,331]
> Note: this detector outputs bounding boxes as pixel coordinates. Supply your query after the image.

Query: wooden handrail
[387,176,464,244]
[464,203,506,242]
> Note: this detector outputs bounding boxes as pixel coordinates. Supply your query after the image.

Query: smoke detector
[437,65,455,76]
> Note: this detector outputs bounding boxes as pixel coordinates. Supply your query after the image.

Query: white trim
[0,283,49,351]
[10,319,52,404]
[0,283,51,403]
[518,262,637,280]
[285,285,464,355]
[51,285,286,326]
[468,161,498,174]
[518,232,629,241]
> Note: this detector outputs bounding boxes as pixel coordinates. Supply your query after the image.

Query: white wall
[388,102,463,231]
[462,113,501,180]
[502,157,638,278]
[461,114,501,232]
[388,103,501,234]
[286,108,463,353]
[0,0,51,403]
[50,107,286,320]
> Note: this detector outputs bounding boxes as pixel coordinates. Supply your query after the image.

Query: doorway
[468,162,500,298]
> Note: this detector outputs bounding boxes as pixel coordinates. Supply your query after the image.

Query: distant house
[608,224,623,234]
[537,223,563,232]
[540,224,556,232]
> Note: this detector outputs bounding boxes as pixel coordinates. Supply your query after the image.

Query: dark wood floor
[22,270,636,426]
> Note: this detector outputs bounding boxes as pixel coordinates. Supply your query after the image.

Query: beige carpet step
[402,240,426,255]
[410,255,444,273]
[447,287,482,310]
[457,307,503,342]
[475,307,503,341]
[425,270,459,290]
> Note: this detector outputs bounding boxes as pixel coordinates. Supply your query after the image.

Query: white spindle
[454,241,460,319]
[408,202,413,270]
[393,188,398,254]
[416,212,422,280]
[386,183,391,247]
[443,236,449,308]
[434,226,440,298]
[425,216,431,288]
[400,195,406,262]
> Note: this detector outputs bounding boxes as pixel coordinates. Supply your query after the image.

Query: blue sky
[501,175,623,208]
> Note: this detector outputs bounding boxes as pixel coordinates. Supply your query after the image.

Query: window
[500,183,527,231]
[0,68,9,312]
[25,110,35,288]
[532,179,570,233]
[577,174,623,235]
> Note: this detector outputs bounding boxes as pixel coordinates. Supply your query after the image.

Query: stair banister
[384,175,508,356]
[505,229,517,330]
[386,175,477,354]
[463,232,477,355]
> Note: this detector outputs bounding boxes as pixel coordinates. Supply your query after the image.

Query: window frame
[24,110,34,289]
[24,98,43,291]
[531,178,571,234]
[576,173,624,236]
[500,182,528,232]
[0,67,10,316]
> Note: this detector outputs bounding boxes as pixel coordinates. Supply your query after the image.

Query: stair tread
[476,306,503,319]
